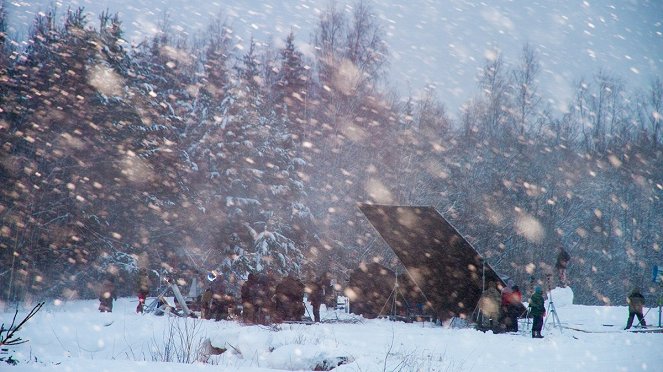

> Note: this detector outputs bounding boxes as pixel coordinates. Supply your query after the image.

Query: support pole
[169,279,191,317]
[658,303,661,328]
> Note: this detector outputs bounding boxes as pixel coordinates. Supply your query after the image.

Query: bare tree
[312,0,347,86]
[345,0,389,88]
[478,53,511,138]
[587,71,623,152]
[511,43,541,137]
[415,86,450,136]
[647,78,662,149]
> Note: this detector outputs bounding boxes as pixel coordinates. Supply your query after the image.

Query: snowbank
[3,297,662,372]
[548,286,574,307]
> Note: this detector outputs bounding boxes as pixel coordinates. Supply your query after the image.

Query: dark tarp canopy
[359,204,525,322]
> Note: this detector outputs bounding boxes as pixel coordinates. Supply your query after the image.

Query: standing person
[528,286,546,338]
[275,274,305,322]
[246,271,276,325]
[500,280,514,330]
[625,287,647,329]
[555,246,571,287]
[99,276,117,313]
[208,272,233,321]
[478,281,502,331]
[306,272,331,323]
[241,273,257,323]
[506,285,523,332]
[136,268,151,314]
[200,287,213,320]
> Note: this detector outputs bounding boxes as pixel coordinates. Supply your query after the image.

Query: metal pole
[482,259,486,292]
[658,304,661,328]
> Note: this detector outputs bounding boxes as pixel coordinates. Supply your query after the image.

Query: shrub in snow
[149,317,207,364]
[0,302,44,365]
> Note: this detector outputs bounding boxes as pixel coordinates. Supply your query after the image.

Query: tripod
[471,259,493,330]
[379,273,411,321]
[543,275,562,331]
[471,259,486,323]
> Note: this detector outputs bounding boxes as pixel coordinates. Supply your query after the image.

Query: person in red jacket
[136,268,151,314]
[500,281,513,330]
[506,285,523,332]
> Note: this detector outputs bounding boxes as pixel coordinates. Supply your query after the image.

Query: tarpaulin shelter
[359,204,525,322]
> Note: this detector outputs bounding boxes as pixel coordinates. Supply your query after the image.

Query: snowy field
[3,287,662,372]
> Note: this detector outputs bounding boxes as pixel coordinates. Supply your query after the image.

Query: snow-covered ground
[3,287,662,371]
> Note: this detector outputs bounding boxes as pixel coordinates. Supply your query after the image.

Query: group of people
[98,269,149,314]
[200,272,235,321]
[476,281,553,338]
[98,268,334,324]
[200,271,333,324]
[476,244,650,338]
[136,270,333,324]
[477,280,523,333]
[525,285,649,337]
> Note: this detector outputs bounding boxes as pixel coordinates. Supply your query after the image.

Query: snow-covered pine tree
[209,38,314,279]
[274,32,309,115]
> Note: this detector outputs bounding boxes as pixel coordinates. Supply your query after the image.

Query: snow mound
[208,324,274,354]
[548,286,574,307]
[209,323,353,370]
[267,343,351,370]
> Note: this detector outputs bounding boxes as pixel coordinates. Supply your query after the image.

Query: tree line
[0,0,661,305]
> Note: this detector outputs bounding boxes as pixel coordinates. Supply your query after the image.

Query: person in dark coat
[241,272,275,324]
[241,273,257,323]
[202,273,233,321]
[624,287,647,329]
[306,273,332,323]
[528,286,546,338]
[555,246,571,287]
[136,268,151,314]
[274,274,305,322]
[200,287,213,320]
[99,276,117,313]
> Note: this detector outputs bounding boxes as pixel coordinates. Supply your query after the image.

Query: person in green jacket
[528,286,546,338]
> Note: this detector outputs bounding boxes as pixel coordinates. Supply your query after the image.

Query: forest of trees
[0,0,661,306]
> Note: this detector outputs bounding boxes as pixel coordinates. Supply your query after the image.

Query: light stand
[379,271,411,321]
[657,282,662,328]
[481,259,486,293]
[657,290,662,328]
[472,259,488,327]
[654,265,663,327]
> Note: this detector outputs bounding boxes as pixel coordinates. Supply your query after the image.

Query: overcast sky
[6,0,663,114]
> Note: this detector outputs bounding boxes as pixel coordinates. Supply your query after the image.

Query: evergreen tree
[0,0,8,70]
[275,32,309,113]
